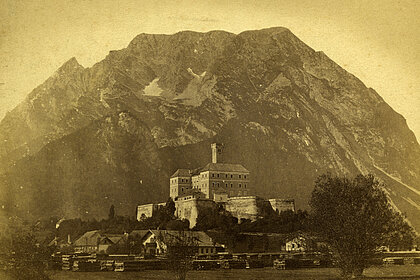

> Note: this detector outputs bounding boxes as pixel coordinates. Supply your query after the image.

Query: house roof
[201,163,249,173]
[73,230,125,246]
[170,169,191,178]
[145,230,219,247]
[105,235,126,244]
[73,230,101,246]
[190,168,202,176]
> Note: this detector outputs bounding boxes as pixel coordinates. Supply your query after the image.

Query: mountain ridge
[0,27,419,230]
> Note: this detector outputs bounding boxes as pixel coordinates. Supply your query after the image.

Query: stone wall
[175,198,216,228]
[225,196,260,221]
[268,199,295,213]
[138,196,295,228]
[137,204,156,221]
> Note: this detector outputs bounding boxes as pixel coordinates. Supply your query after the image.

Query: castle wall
[175,198,216,228]
[137,203,159,221]
[225,196,260,221]
[268,199,295,213]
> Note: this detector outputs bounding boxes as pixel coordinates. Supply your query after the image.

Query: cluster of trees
[239,209,309,233]
[136,198,189,231]
[194,203,309,234]
[32,198,189,247]
[0,217,53,280]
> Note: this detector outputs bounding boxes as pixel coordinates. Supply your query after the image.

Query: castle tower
[211,143,224,163]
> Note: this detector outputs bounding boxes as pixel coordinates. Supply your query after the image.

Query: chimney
[211,143,224,163]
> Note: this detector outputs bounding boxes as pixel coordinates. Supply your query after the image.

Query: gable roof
[170,169,191,178]
[144,230,219,247]
[73,230,101,246]
[105,234,126,245]
[201,163,249,173]
[73,230,125,247]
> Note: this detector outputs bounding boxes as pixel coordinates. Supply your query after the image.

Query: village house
[73,230,126,254]
[140,229,224,257]
[284,232,327,253]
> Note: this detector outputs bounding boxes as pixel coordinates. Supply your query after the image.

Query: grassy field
[45,266,420,280]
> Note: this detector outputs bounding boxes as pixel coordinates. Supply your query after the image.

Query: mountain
[0,27,419,230]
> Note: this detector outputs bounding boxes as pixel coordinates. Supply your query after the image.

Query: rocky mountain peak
[0,28,419,231]
[56,57,84,74]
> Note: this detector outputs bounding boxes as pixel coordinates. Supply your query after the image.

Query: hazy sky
[1,0,419,139]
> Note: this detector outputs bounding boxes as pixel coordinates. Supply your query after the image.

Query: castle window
[239,175,241,179]
[226,174,228,178]
[212,183,215,187]
[225,183,228,188]
[245,184,247,188]
[244,175,247,179]
[239,184,242,188]
[230,183,233,188]
[212,174,214,178]
[217,174,219,178]
[231,174,233,178]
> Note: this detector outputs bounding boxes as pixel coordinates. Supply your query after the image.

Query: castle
[137,143,295,227]
[170,143,250,200]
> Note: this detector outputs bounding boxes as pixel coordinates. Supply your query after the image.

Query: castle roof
[201,163,249,173]
[170,163,249,178]
[190,168,202,176]
[170,169,191,178]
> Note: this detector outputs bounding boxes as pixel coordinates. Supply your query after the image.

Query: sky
[1,0,419,139]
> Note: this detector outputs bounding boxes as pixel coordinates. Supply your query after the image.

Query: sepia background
[0,0,419,139]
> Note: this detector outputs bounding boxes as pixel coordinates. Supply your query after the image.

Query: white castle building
[137,143,295,227]
[170,143,250,200]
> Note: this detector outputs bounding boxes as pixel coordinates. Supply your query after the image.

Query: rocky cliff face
[0,27,419,230]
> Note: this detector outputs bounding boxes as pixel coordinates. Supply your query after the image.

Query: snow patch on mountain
[187,68,206,79]
[144,78,164,96]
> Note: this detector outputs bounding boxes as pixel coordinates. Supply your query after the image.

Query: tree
[194,205,238,232]
[0,217,51,280]
[165,197,176,218]
[309,174,415,278]
[163,231,197,280]
[108,204,115,220]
